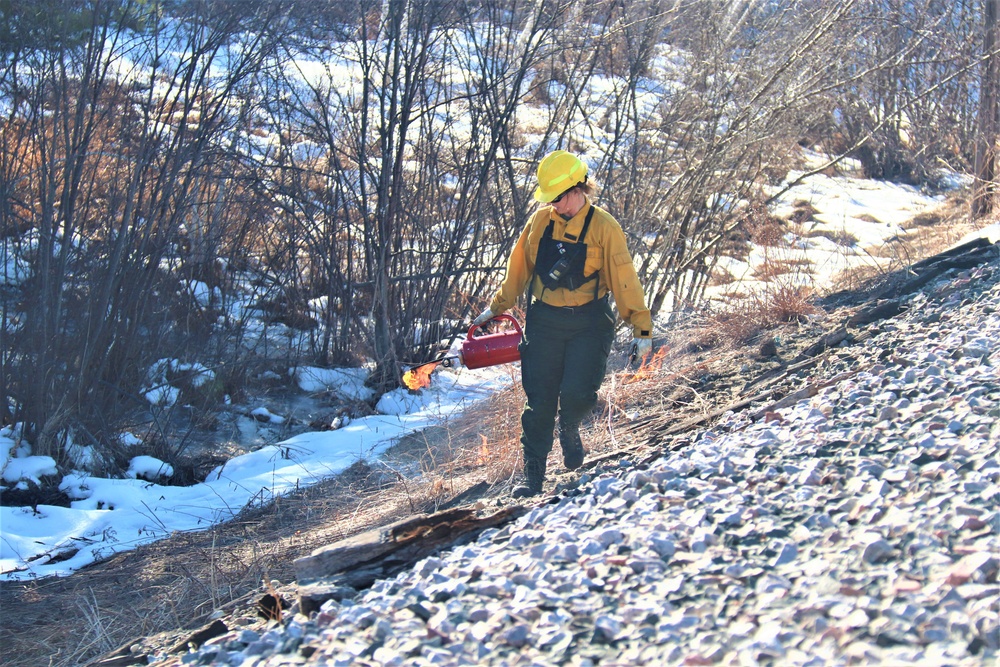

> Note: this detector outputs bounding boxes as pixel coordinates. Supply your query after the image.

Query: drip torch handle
[467,313,522,339]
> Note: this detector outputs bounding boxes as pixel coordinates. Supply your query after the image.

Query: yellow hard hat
[533,150,588,203]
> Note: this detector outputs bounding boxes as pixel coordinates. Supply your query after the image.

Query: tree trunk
[973,0,1000,220]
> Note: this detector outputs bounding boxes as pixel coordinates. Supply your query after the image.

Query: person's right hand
[472,308,494,327]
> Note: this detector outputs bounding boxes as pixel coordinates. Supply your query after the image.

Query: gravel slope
[144,255,1000,666]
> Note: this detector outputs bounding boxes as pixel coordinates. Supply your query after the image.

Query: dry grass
[378,381,526,500]
[449,387,526,485]
[789,200,820,223]
[836,190,989,289]
[709,265,738,286]
[0,388,529,667]
[704,200,821,348]
[0,358,664,667]
[1,525,298,665]
[748,213,789,248]
[752,256,813,281]
[801,227,860,247]
[704,281,819,348]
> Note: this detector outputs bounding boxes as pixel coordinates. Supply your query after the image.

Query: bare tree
[0,0,290,456]
[253,0,562,389]
[591,1,864,318]
[973,0,999,218]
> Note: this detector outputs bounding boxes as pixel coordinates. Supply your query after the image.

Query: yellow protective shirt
[488,200,653,338]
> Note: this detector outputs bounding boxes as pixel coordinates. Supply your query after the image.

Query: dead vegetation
[705,284,820,348]
[800,227,860,247]
[837,190,992,290]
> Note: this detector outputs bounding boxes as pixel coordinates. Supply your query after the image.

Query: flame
[402,361,439,390]
[476,434,490,464]
[624,346,668,384]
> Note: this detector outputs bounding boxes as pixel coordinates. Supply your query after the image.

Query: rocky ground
[112,244,1000,666]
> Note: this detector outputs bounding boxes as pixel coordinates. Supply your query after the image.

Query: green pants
[518,297,616,462]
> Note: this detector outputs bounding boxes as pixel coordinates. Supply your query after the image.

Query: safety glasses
[550,188,573,204]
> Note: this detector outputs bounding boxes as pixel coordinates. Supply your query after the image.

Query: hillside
[145,223,1000,667]
[2,192,996,667]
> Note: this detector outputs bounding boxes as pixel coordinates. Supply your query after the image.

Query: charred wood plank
[874,239,998,300]
[167,619,228,654]
[793,327,850,359]
[848,299,907,327]
[844,242,997,326]
[743,342,841,393]
[911,236,995,268]
[293,506,525,587]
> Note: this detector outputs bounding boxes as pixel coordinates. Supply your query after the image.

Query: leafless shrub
[749,215,791,249]
[708,282,818,348]
[0,1,293,457]
[815,1,982,184]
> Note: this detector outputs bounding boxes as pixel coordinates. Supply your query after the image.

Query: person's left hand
[629,337,653,363]
[472,308,494,327]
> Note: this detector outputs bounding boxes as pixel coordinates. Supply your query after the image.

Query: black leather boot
[560,423,585,470]
[512,457,546,498]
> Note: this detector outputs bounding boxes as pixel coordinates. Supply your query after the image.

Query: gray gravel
[159,259,1000,666]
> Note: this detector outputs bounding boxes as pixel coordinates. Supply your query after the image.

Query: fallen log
[167,619,229,654]
[294,505,526,613]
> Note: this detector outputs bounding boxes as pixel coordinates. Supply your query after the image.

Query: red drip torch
[460,314,523,369]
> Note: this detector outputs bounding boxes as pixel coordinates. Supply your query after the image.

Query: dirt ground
[0,196,988,667]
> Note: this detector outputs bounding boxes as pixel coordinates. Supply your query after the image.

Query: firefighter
[473,150,653,497]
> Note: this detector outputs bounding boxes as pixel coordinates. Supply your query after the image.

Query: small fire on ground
[402,361,439,390]
[624,346,668,384]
